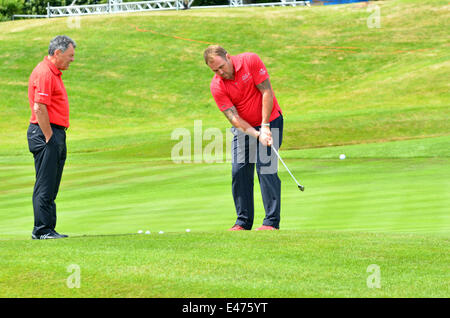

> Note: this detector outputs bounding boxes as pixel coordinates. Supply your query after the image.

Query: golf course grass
[0,0,448,297]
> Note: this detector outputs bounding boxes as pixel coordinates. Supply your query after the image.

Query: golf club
[271,145,305,192]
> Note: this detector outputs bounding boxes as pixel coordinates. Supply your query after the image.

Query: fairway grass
[0,231,448,298]
[0,0,449,298]
[0,137,449,237]
[0,137,448,297]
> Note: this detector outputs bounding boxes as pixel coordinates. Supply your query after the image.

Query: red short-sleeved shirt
[210,53,282,127]
[28,56,70,128]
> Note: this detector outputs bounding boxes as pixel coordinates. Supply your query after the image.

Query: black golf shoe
[32,231,67,240]
[54,231,69,238]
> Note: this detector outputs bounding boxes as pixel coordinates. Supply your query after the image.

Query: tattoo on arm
[256,78,272,93]
[223,106,239,123]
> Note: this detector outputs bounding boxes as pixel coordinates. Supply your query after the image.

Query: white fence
[13,0,310,19]
[47,0,194,17]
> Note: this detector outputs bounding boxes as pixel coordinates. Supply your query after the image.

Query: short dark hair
[48,35,76,56]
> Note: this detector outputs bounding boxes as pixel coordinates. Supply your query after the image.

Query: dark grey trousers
[231,114,283,229]
[27,123,67,236]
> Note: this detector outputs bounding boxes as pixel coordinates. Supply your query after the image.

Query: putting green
[0,0,448,297]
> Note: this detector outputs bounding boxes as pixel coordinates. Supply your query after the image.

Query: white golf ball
[186,229,191,233]
[159,231,164,234]
[138,230,143,234]
[339,154,346,160]
[145,230,151,235]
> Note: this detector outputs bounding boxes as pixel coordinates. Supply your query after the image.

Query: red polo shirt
[210,53,282,127]
[28,56,70,128]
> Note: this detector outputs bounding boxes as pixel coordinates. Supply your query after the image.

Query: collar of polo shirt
[231,55,243,73]
[43,56,62,76]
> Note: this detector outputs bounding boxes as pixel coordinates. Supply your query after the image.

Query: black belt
[51,123,68,131]
[31,123,68,131]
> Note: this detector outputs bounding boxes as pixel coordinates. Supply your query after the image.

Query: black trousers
[27,123,67,235]
[231,114,283,229]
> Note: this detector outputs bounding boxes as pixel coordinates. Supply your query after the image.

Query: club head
[298,185,305,192]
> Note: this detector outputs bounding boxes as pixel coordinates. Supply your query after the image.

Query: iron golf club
[271,145,305,192]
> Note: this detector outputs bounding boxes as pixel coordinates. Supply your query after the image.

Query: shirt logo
[259,68,266,75]
[241,73,251,82]
[38,92,49,96]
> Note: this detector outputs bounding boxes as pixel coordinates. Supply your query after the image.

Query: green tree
[0,0,24,20]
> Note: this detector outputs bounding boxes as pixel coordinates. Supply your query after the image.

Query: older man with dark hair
[27,35,76,240]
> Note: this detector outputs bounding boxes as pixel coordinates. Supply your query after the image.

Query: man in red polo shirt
[27,35,76,240]
[204,45,284,231]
